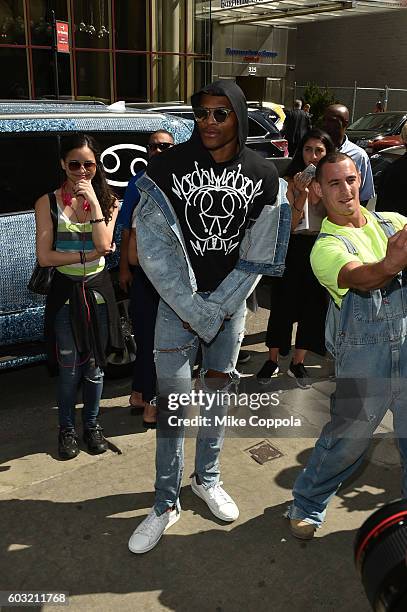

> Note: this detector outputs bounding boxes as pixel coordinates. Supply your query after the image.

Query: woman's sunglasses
[193,107,234,124]
[67,160,97,171]
[147,142,174,152]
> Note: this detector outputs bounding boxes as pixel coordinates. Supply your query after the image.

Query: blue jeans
[288,380,407,527]
[288,274,407,527]
[55,303,108,430]
[153,297,246,515]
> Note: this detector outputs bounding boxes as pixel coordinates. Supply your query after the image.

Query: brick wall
[294,9,407,116]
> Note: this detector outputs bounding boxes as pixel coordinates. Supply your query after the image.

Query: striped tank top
[55,203,105,278]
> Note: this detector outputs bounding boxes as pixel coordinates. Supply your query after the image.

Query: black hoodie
[147,80,279,292]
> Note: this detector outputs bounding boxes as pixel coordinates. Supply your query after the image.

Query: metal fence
[294,82,407,122]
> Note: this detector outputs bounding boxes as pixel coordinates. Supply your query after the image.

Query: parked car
[0,100,192,373]
[370,144,405,190]
[246,101,286,131]
[127,103,289,160]
[347,111,407,155]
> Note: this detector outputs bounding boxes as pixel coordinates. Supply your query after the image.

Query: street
[0,307,401,612]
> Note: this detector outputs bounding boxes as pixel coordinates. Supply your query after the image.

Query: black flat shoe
[83,425,108,454]
[58,429,79,460]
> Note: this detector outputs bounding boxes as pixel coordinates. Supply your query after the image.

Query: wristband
[90,217,105,224]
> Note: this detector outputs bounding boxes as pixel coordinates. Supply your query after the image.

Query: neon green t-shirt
[310,209,407,307]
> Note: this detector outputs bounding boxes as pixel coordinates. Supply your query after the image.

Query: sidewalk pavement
[0,307,401,612]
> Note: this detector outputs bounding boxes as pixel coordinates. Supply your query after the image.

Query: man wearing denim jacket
[287,152,407,540]
[128,80,291,554]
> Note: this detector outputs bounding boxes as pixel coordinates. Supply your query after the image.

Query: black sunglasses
[147,142,174,152]
[67,160,97,171]
[193,107,234,124]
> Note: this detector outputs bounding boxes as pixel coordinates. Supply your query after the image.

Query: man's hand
[182,317,231,334]
[119,267,133,292]
[383,225,407,276]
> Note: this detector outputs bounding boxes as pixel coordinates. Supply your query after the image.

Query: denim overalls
[289,212,407,527]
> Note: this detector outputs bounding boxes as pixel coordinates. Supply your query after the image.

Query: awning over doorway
[203,1,406,27]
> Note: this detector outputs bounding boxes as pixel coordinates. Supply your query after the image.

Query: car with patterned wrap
[0,100,193,373]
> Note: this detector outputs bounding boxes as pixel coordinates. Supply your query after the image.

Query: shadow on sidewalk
[274,436,402,515]
[1,489,373,611]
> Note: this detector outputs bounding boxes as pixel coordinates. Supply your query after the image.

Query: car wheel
[105,298,137,379]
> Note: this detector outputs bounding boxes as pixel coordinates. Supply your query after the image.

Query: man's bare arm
[338,226,407,291]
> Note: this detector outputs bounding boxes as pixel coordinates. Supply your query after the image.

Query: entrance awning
[205,1,406,27]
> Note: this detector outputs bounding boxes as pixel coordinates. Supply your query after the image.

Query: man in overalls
[287,151,407,539]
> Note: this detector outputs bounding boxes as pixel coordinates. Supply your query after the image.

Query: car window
[349,113,405,132]
[263,113,280,133]
[92,132,150,199]
[0,135,60,214]
[248,117,267,137]
[0,131,151,214]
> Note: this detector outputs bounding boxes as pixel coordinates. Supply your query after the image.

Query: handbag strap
[48,192,58,250]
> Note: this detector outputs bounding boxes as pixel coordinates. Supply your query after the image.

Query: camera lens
[354,499,407,611]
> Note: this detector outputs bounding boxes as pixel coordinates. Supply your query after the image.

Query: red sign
[56,21,69,53]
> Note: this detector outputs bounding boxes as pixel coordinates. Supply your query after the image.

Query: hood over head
[190,80,248,152]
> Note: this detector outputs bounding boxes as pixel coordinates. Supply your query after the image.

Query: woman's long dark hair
[285,128,335,178]
[59,133,117,223]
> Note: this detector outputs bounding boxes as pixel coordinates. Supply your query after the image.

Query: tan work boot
[290,519,316,540]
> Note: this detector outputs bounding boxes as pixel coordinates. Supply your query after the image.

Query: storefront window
[74,0,111,50]
[156,54,181,101]
[0,0,212,104]
[116,53,147,101]
[76,51,111,102]
[194,57,211,93]
[115,0,147,51]
[152,0,184,101]
[29,0,68,46]
[32,49,71,99]
[193,0,211,54]
[0,0,25,44]
[0,49,29,99]
[192,1,211,96]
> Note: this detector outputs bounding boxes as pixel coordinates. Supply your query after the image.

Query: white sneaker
[128,503,181,554]
[191,477,239,522]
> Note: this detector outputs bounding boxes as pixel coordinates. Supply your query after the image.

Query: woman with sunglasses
[257,128,335,388]
[35,133,122,459]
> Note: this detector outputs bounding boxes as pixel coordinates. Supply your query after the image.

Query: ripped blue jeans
[153,296,246,515]
[55,303,108,431]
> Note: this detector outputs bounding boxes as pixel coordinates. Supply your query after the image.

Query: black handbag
[28,192,58,295]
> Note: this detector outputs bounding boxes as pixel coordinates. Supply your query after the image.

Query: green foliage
[302,82,336,125]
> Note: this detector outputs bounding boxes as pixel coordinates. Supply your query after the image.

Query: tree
[302,82,336,125]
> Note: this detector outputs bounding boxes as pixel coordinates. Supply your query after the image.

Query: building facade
[0,0,211,102]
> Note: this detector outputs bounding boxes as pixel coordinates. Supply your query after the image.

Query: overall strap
[317,232,358,255]
[48,192,58,250]
[370,211,397,239]
[316,232,356,358]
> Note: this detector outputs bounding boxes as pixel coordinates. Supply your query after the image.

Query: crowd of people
[35,80,407,553]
